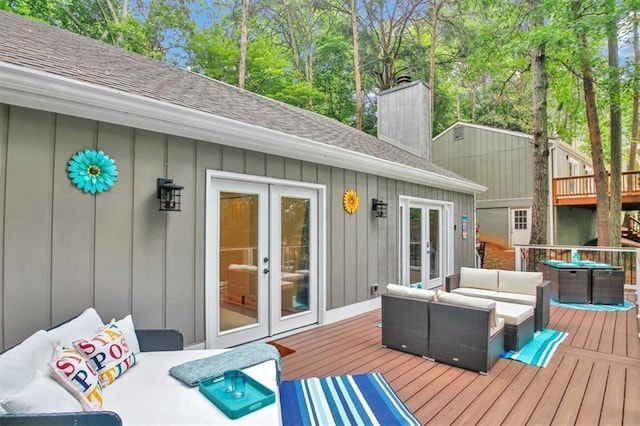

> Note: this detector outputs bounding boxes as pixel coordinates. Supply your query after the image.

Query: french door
[400,197,453,290]
[206,177,319,348]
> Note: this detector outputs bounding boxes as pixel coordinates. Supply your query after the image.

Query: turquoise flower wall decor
[68,149,118,194]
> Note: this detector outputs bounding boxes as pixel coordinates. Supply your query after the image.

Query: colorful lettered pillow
[73,322,137,387]
[48,347,103,411]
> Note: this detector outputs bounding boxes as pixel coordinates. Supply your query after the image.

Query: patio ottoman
[495,301,535,352]
[591,268,624,304]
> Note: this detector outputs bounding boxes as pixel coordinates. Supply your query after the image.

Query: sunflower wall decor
[343,189,359,214]
[67,149,118,194]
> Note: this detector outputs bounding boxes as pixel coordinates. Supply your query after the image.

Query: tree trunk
[628,11,639,173]
[608,6,621,247]
[581,34,613,246]
[428,1,441,118]
[239,0,249,89]
[351,0,363,130]
[529,3,548,249]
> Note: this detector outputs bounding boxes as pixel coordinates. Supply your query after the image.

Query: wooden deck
[274,295,640,425]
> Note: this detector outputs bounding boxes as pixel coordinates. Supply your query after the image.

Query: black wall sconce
[157,178,183,212]
[372,198,388,218]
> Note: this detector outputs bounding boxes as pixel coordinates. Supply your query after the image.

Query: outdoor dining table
[540,260,624,305]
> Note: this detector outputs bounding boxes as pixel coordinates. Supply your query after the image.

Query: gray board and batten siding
[0,11,481,350]
[433,123,534,205]
[0,105,476,350]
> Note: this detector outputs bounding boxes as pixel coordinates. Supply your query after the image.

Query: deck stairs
[622,213,640,243]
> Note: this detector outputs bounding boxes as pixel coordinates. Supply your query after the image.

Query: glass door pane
[270,185,318,335]
[429,208,440,282]
[208,178,269,348]
[280,196,310,317]
[409,207,422,286]
[219,191,259,332]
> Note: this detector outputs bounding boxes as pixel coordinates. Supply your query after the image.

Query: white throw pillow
[47,308,104,349]
[498,270,542,296]
[459,267,499,291]
[1,371,82,413]
[0,330,54,402]
[386,283,408,296]
[404,287,436,301]
[114,315,141,354]
[386,283,435,301]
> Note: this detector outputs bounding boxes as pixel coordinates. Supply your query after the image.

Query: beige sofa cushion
[437,290,497,327]
[492,292,536,307]
[386,284,436,301]
[450,287,499,300]
[459,267,499,291]
[498,270,542,296]
[495,301,534,326]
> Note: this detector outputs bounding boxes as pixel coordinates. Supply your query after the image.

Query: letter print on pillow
[73,322,137,387]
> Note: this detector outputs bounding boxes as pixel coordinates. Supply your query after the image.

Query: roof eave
[0,62,486,194]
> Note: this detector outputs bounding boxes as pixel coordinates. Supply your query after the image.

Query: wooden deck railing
[553,170,640,206]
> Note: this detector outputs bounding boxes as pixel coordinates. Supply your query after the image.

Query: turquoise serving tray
[198,371,275,420]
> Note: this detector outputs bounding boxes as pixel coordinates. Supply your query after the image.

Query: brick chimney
[377,76,432,161]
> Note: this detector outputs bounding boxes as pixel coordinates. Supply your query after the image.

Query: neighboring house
[432,122,595,249]
[0,11,485,351]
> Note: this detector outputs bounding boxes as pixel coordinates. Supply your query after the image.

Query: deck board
[275,295,640,425]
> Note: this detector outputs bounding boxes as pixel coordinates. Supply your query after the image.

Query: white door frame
[399,196,454,289]
[205,170,326,348]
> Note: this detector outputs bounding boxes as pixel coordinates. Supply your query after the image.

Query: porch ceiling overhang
[0,62,487,195]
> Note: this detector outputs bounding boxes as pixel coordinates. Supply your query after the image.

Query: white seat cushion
[495,302,534,326]
[498,270,542,296]
[492,292,537,307]
[450,287,499,300]
[102,350,280,425]
[459,267,499,291]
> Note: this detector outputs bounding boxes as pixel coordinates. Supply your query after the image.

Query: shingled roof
[0,11,481,191]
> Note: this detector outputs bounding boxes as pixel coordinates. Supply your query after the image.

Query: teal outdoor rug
[551,299,635,312]
[279,372,420,426]
[502,329,568,368]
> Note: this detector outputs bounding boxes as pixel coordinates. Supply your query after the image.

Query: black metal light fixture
[157,178,183,212]
[372,198,388,218]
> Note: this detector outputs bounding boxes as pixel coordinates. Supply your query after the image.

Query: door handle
[263,268,270,274]
[263,257,269,263]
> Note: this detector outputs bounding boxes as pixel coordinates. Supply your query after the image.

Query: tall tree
[239,0,250,89]
[573,0,613,246]
[529,0,549,249]
[628,10,639,172]
[351,0,364,129]
[360,0,427,90]
[607,0,622,246]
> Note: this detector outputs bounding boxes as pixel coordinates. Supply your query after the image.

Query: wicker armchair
[428,301,504,374]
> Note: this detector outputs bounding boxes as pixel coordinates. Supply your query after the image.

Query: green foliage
[4,0,638,162]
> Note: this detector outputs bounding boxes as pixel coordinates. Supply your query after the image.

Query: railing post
[637,248,640,317]
[515,246,523,271]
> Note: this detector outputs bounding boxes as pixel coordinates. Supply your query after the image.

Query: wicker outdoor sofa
[446,267,551,332]
[381,285,505,374]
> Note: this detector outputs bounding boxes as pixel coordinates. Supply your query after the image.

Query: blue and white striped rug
[551,299,635,312]
[502,329,568,368]
[279,372,420,426]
